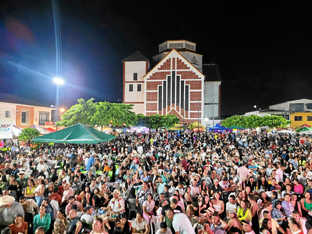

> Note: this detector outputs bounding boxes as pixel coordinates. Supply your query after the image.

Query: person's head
[213,192,220,200]
[166,209,174,221]
[14,214,23,225]
[284,193,291,202]
[142,181,148,190]
[304,192,311,200]
[136,212,143,221]
[261,218,272,230]
[112,189,120,199]
[160,222,168,233]
[291,194,298,202]
[263,210,271,219]
[229,195,236,204]
[240,200,247,209]
[39,205,46,215]
[292,210,301,221]
[170,198,178,209]
[147,194,153,202]
[228,210,238,219]
[265,202,273,212]
[1,227,11,234]
[35,226,45,234]
[68,196,75,204]
[92,218,103,232]
[69,209,77,219]
[192,202,199,211]
[211,213,220,225]
[275,201,282,210]
[242,220,253,232]
[248,194,255,201]
[288,217,301,231]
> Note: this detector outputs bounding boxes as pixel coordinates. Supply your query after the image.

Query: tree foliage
[59,98,136,127]
[18,128,40,142]
[142,114,180,129]
[59,98,180,129]
[221,115,291,128]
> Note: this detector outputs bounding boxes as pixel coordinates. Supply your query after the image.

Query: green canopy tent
[296,127,312,133]
[33,123,116,144]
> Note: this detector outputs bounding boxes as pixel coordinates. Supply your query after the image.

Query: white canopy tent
[0,124,22,139]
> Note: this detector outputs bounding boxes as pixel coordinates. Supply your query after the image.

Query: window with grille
[137,84,141,92]
[294,116,302,121]
[39,113,49,125]
[307,116,312,121]
[21,112,27,123]
[5,111,10,118]
[129,84,133,92]
[133,73,137,81]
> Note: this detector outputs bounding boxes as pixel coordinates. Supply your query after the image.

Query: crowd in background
[0,129,311,234]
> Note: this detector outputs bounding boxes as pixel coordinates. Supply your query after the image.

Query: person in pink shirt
[237,163,249,182]
[293,179,304,194]
[65,196,83,215]
[62,183,74,203]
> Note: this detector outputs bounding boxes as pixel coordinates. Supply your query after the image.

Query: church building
[122,40,221,125]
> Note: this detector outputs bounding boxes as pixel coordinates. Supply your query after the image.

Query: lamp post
[53,77,64,130]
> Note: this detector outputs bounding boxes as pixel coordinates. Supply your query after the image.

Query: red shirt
[9,222,28,234]
[49,192,62,205]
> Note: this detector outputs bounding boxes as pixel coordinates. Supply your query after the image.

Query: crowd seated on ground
[0,130,311,234]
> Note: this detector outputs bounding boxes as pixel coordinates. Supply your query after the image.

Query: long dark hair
[260,218,271,233]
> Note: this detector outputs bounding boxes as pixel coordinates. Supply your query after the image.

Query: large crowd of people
[0,129,311,234]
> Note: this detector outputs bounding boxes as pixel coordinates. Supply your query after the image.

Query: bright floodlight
[53,77,64,85]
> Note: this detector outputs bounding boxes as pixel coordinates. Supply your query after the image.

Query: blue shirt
[86,156,94,171]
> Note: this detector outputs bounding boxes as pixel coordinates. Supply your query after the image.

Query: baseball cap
[83,206,92,212]
[242,219,252,226]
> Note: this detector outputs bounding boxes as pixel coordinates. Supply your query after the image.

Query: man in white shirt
[226,195,237,216]
[275,164,285,184]
[200,149,206,161]
[80,206,94,224]
[167,210,195,234]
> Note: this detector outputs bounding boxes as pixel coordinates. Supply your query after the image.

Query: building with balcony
[122,40,222,124]
[0,93,56,129]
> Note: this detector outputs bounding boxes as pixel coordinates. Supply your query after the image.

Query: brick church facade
[123,40,221,125]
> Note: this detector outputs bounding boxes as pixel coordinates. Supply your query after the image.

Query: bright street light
[53,77,64,85]
[60,107,65,113]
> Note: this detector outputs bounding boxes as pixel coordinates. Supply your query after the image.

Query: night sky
[0,1,311,115]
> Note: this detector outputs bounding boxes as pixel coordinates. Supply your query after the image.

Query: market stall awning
[209,123,229,131]
[33,123,116,144]
[169,124,183,130]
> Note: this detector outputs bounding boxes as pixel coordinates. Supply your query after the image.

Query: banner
[0,124,13,139]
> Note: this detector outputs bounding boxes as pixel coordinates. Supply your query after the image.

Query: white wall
[125,61,146,81]
[124,83,145,103]
[124,61,146,103]
[0,102,16,124]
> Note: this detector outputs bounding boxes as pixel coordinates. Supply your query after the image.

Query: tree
[58,98,97,127]
[58,98,137,127]
[93,102,137,127]
[138,114,180,129]
[18,128,40,142]
[221,115,291,128]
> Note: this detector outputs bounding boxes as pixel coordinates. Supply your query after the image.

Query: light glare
[53,77,64,85]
